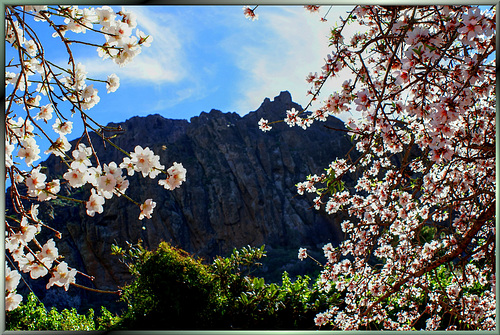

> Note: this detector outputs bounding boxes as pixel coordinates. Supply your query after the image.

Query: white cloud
[66,6,363,120]
[82,6,188,84]
[223,6,356,120]
[150,84,219,114]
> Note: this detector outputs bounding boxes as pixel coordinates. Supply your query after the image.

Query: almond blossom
[52,119,73,135]
[35,104,54,121]
[243,6,258,21]
[139,199,156,220]
[257,5,495,330]
[130,145,164,178]
[258,118,272,132]
[159,162,187,190]
[106,73,120,93]
[5,5,166,305]
[5,292,23,311]
[46,261,77,291]
[86,189,105,217]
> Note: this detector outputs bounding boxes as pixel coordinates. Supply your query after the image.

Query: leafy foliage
[111,242,339,330]
[5,292,119,331]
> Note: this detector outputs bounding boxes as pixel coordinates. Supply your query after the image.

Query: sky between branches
[66,5,356,124]
[7,5,366,188]
[5,5,493,182]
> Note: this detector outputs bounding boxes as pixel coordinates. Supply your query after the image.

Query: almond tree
[258,5,495,330]
[4,5,186,311]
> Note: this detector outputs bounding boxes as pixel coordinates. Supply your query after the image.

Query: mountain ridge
[8,91,355,312]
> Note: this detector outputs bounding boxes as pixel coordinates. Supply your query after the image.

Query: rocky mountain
[7,91,355,313]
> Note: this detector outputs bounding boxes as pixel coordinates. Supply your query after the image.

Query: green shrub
[6,292,119,331]
[113,241,219,329]
[112,241,340,330]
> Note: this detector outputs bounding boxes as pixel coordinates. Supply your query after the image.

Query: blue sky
[76,5,355,123]
[6,5,361,187]
[6,5,494,170]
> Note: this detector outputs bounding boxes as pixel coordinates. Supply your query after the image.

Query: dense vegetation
[7,240,476,330]
[111,242,338,330]
[7,243,338,330]
[6,292,118,331]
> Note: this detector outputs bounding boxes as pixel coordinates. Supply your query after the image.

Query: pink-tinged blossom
[243,6,258,21]
[104,162,122,178]
[298,247,308,260]
[296,181,307,195]
[5,267,21,292]
[63,168,87,188]
[354,89,370,111]
[298,117,313,130]
[38,179,60,201]
[305,5,320,13]
[284,108,301,127]
[394,70,409,85]
[18,137,41,166]
[25,167,46,194]
[405,26,429,45]
[306,72,317,83]
[6,235,22,254]
[26,95,41,109]
[5,141,15,168]
[44,135,71,157]
[52,119,73,135]
[35,104,54,121]
[5,292,23,311]
[130,145,164,178]
[139,199,156,220]
[108,21,133,44]
[258,118,272,132]
[106,73,120,93]
[426,315,441,330]
[17,216,37,244]
[113,176,129,196]
[81,84,100,110]
[313,196,322,210]
[119,7,137,28]
[11,116,35,138]
[46,261,77,291]
[95,6,116,28]
[114,37,141,67]
[159,162,187,190]
[21,252,49,279]
[120,157,135,176]
[325,198,341,214]
[30,202,40,220]
[136,29,153,47]
[311,109,328,121]
[70,144,92,172]
[458,7,483,41]
[40,238,59,262]
[314,312,329,327]
[97,173,117,199]
[86,166,103,187]
[86,189,105,217]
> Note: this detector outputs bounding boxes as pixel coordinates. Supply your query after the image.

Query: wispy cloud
[83,6,188,85]
[222,6,355,119]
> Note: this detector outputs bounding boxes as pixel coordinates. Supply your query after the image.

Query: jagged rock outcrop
[7,91,355,312]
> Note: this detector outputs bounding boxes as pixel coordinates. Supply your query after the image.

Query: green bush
[112,241,340,330]
[113,241,219,329]
[6,292,119,331]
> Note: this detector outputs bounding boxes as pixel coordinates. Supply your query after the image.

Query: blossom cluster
[5,5,184,311]
[263,5,495,330]
[243,6,258,21]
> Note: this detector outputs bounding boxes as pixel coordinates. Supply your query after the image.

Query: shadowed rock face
[7,91,354,312]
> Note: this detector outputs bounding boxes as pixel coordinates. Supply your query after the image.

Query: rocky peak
[8,91,354,313]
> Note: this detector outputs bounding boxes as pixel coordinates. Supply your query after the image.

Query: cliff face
[8,91,354,312]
